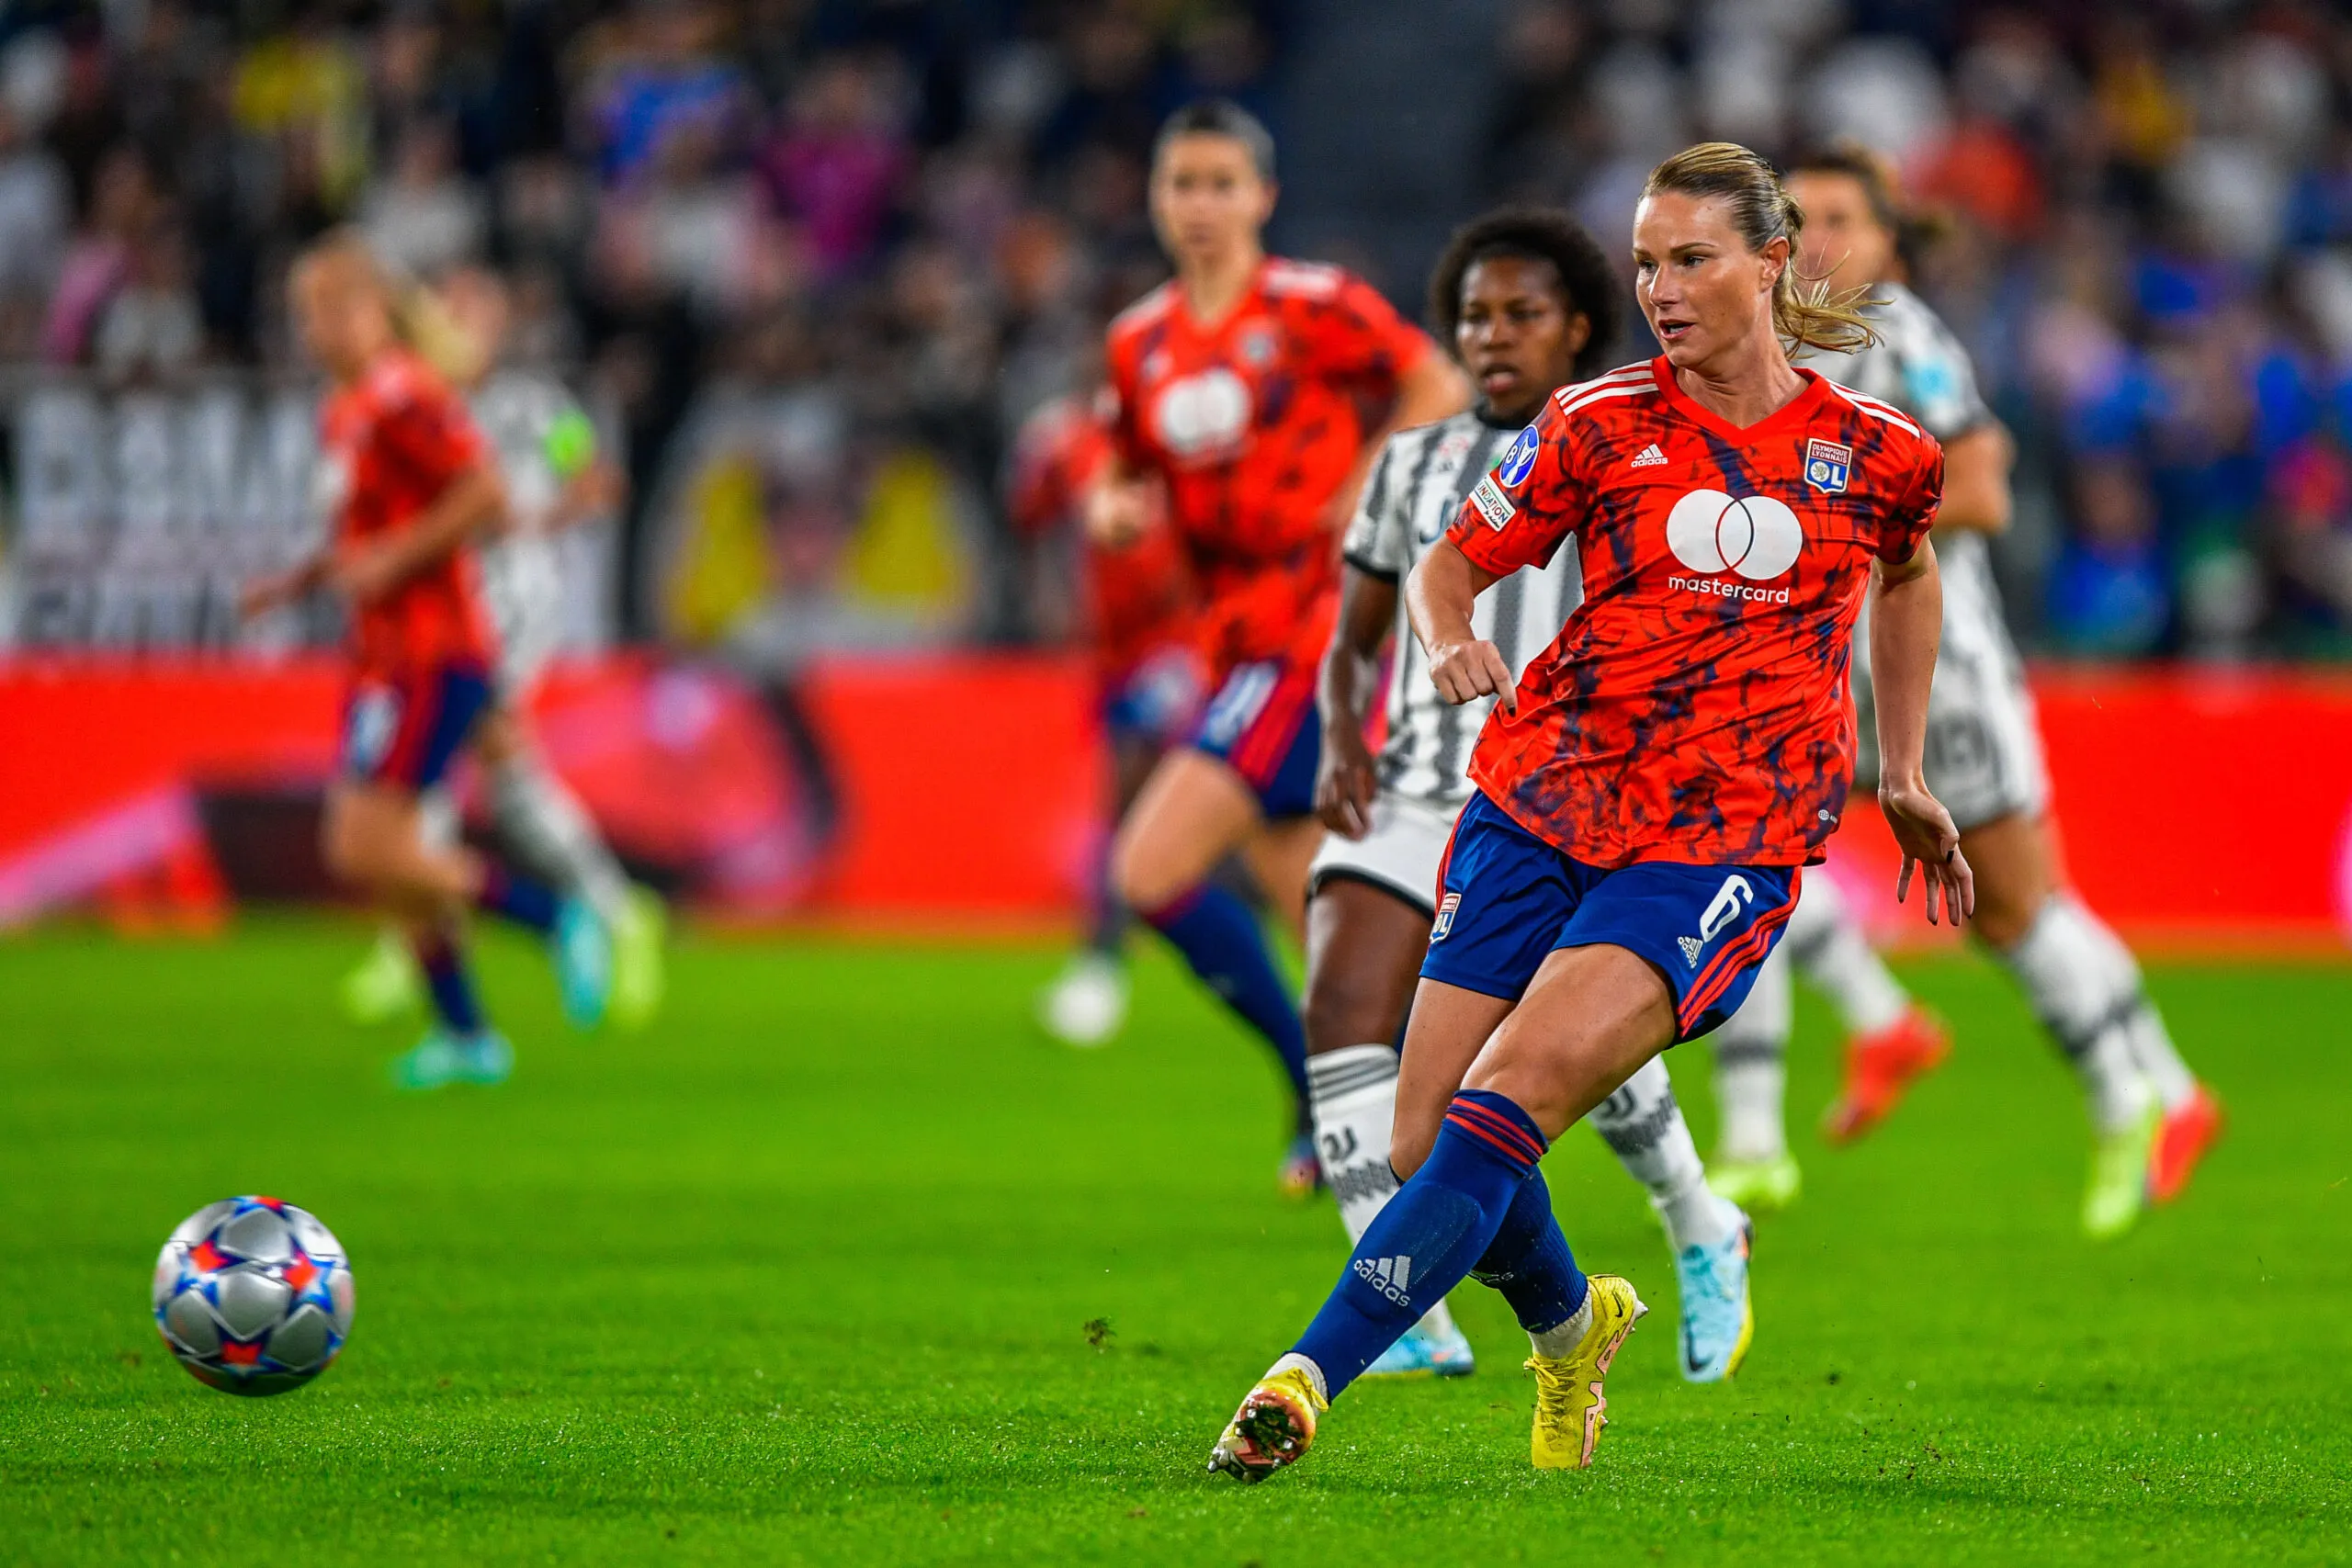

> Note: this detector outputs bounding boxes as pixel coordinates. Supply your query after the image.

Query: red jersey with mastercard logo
[1104,257,1430,677]
[317,347,497,676]
[1446,357,1943,869]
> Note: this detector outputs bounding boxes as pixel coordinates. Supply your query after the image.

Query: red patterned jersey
[1104,257,1432,676]
[1007,393,1195,687]
[1447,358,1942,868]
[318,348,497,675]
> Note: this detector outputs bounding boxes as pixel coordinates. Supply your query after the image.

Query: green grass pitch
[2,919,2346,1565]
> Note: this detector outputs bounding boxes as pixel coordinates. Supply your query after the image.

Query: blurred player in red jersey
[242,235,612,1089]
[1695,147,2222,1238]
[1211,143,1971,1483]
[1009,388,1205,1045]
[336,265,667,1033]
[1091,101,1468,1190]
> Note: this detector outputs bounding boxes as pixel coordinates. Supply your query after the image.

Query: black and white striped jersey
[1342,409,1582,808]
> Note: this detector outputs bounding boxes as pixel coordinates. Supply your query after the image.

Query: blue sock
[475,863,560,935]
[1290,1089,1551,1399]
[1470,1164,1589,1336]
[413,931,485,1036]
[1145,884,1310,1127]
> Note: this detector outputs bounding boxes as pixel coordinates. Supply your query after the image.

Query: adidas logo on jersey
[1352,1255,1415,1304]
[1630,443,1668,468]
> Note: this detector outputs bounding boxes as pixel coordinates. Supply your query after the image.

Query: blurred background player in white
[1089,103,1467,1192]
[341,265,666,1032]
[1010,381,1205,1045]
[1704,145,2222,1239]
[1307,207,1756,1382]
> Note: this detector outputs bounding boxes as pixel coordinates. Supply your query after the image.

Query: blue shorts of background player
[1423,790,1801,1042]
[1101,645,1206,751]
[341,661,494,794]
[1189,656,1319,819]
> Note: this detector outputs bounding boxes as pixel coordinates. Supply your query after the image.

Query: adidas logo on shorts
[1678,934,1705,968]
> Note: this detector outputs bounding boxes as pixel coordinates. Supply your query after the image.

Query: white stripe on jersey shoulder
[1823,378,1923,437]
[1261,258,1344,299]
[1110,282,1176,333]
[1554,363,1658,416]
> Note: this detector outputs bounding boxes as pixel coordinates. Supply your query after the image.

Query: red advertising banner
[2,656,2346,950]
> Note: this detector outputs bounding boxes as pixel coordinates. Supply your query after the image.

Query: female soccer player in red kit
[1210,142,1973,1483]
[242,235,611,1088]
[1091,101,1468,1188]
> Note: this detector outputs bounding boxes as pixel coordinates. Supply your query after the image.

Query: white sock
[2066,892,2199,1110]
[1589,1056,1736,1250]
[1265,1351,1328,1403]
[1306,1045,1460,1343]
[1528,1292,1594,1359]
[1710,947,1792,1162]
[1783,874,1910,1036]
[491,758,628,920]
[2000,895,2156,1132]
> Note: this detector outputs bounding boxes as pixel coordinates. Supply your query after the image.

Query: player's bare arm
[1082,453,1155,547]
[1934,423,2013,536]
[332,464,508,605]
[545,456,628,536]
[1870,536,1973,925]
[1405,536,1512,712]
[1313,565,1397,839]
[237,554,332,618]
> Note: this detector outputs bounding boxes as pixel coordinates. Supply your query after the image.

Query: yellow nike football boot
[1207,1365,1328,1483]
[1526,1274,1648,1470]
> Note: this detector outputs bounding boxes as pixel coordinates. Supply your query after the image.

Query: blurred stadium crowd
[1,1,2350,661]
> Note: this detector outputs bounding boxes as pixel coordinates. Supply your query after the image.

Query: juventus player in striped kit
[1707,146,2221,1238]
[1304,209,1755,1383]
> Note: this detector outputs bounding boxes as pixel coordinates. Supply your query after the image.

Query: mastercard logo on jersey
[1665,488,1804,604]
[1152,368,1253,460]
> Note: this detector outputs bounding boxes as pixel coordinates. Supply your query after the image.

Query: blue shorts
[1189,657,1319,819]
[341,662,493,793]
[1102,647,1206,750]
[1422,791,1801,1043]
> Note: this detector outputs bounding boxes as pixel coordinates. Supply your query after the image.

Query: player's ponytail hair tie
[1642,141,1881,355]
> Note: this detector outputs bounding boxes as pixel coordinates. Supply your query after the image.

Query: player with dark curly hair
[1295,207,1756,1382]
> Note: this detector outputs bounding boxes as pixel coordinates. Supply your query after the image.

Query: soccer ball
[152,1196,354,1396]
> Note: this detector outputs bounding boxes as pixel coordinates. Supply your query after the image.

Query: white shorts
[1306,791,1463,916]
[1854,536,2049,832]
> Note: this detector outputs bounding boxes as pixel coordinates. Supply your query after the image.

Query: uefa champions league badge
[1804,437,1852,495]
[1497,424,1542,488]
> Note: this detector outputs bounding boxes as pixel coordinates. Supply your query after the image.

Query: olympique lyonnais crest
[1431,891,1462,940]
[1804,437,1851,495]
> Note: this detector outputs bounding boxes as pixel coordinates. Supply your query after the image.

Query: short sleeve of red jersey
[374,372,491,496]
[1444,396,1587,576]
[1877,433,1945,564]
[1300,271,1430,391]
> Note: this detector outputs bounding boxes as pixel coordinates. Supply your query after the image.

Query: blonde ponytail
[1642,141,1880,355]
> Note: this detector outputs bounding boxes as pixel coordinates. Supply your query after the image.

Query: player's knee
[1969,889,2040,952]
[1966,865,2049,950]
[1110,829,1184,915]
